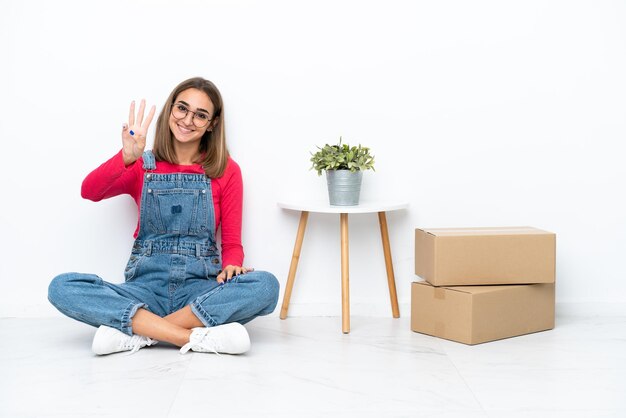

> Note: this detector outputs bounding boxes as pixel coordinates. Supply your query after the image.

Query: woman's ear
[209,116,220,132]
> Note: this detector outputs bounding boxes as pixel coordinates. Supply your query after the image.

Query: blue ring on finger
[129,130,135,136]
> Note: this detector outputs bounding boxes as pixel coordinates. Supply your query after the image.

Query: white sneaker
[92,325,158,355]
[180,322,250,355]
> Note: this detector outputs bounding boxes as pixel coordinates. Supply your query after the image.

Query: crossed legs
[48,270,280,348]
[132,306,200,347]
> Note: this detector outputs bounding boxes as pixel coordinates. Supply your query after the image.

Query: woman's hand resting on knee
[217,265,254,284]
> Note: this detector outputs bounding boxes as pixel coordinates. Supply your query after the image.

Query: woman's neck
[174,142,201,165]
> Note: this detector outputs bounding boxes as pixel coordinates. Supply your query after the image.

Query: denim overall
[49,151,279,336]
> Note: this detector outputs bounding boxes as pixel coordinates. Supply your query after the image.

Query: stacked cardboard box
[411,227,556,345]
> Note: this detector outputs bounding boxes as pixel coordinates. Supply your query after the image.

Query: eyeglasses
[171,102,212,128]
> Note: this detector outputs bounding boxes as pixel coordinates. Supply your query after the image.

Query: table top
[277,200,409,214]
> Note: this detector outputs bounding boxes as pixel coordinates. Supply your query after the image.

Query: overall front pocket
[145,189,208,235]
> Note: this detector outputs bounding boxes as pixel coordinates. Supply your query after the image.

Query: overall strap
[142,150,156,171]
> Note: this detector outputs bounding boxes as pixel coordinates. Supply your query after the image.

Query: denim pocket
[124,253,145,282]
[146,189,207,235]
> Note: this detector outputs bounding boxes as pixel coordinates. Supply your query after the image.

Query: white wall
[1,0,625,318]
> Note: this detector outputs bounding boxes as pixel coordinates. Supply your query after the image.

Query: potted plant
[310,137,375,206]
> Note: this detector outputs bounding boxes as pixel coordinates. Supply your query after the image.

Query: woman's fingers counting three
[128,99,156,137]
[121,99,156,165]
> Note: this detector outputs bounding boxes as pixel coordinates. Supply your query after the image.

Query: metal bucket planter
[326,170,363,206]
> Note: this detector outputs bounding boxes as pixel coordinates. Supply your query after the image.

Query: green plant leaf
[309,136,375,175]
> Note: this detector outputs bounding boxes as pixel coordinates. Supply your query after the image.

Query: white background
[1,0,625,318]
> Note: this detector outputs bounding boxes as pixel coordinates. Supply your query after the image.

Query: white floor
[1,311,625,418]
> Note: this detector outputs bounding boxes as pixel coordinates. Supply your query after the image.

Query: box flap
[442,284,528,294]
[423,226,553,237]
[413,281,528,295]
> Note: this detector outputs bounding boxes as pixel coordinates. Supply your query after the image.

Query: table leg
[378,211,400,318]
[340,213,350,333]
[280,211,309,320]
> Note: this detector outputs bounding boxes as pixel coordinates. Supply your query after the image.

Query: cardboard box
[415,227,556,286]
[411,281,555,345]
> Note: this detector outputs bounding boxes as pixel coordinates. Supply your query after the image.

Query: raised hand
[122,99,156,165]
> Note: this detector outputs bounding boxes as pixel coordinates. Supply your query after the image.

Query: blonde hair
[153,77,228,178]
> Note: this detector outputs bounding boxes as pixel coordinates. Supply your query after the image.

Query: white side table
[277,200,409,333]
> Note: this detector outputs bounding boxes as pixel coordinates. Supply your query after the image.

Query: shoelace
[124,335,154,355]
[179,329,220,355]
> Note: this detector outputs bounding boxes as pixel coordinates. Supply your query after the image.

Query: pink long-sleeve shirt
[81,150,244,268]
